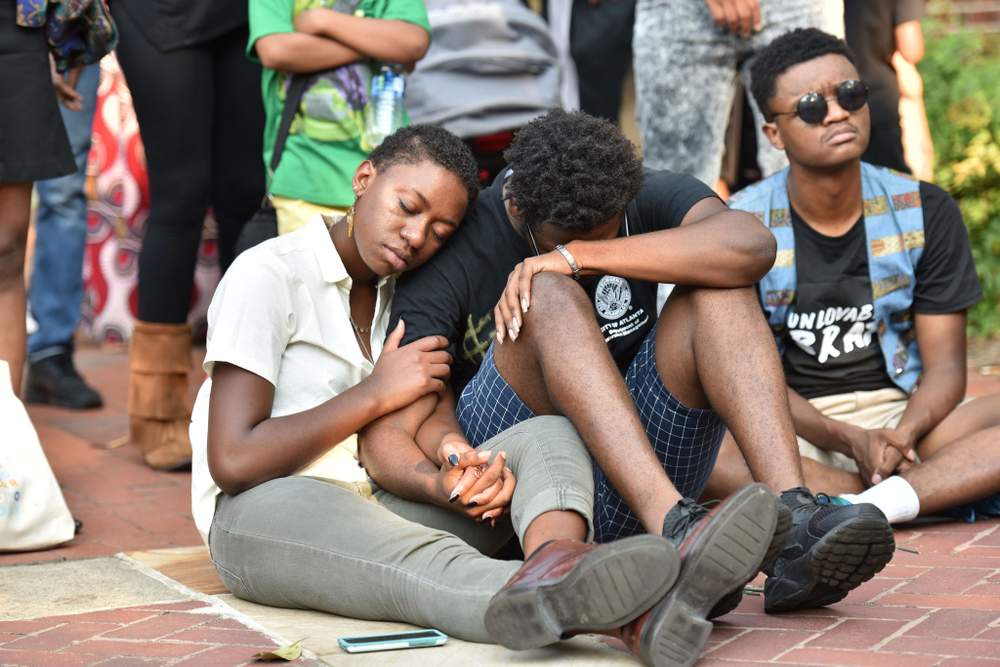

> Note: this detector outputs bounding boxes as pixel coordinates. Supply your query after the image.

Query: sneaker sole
[764,506,895,613]
[484,534,680,650]
[642,483,778,667]
[708,499,792,620]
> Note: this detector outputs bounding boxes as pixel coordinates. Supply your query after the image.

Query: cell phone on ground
[337,628,449,653]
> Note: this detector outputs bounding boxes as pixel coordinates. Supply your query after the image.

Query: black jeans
[112,6,265,324]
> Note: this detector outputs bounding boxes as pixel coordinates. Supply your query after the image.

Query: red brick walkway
[0,601,321,667]
[703,519,1000,665]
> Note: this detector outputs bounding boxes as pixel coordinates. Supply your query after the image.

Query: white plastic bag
[0,360,75,551]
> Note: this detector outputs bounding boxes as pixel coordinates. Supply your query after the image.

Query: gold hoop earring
[345,204,356,238]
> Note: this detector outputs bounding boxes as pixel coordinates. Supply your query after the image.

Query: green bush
[920,23,1000,338]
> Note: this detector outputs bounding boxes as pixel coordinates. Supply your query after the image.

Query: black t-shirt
[390,168,716,392]
[844,0,924,129]
[782,181,982,398]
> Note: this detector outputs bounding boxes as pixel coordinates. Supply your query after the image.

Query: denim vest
[729,162,925,393]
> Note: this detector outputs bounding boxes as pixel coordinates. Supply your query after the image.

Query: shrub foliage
[920,22,1000,337]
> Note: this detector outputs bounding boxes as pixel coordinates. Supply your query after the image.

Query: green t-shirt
[248,0,430,207]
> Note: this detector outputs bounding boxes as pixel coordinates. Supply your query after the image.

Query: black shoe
[627,484,777,666]
[763,487,894,613]
[24,352,104,410]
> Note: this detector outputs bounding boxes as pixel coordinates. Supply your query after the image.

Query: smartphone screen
[338,629,448,653]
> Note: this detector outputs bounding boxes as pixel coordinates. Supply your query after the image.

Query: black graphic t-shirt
[390,168,716,392]
[782,181,982,398]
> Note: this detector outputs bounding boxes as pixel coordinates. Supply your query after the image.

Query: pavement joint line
[702,627,750,654]
[866,574,910,604]
[871,614,932,651]
[113,552,321,662]
[769,625,828,662]
[957,524,1000,552]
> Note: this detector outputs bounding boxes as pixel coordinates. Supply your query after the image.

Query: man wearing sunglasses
[719,28,1000,525]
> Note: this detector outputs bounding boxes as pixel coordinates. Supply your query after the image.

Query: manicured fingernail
[496,330,504,344]
[447,453,459,466]
[521,298,528,313]
[872,474,882,484]
[510,329,518,341]
[466,501,478,508]
[449,490,460,502]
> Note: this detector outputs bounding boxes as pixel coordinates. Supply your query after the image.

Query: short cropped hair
[750,28,856,121]
[503,110,643,232]
[369,125,480,205]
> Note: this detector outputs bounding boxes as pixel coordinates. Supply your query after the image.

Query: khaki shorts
[798,388,910,473]
[272,196,348,235]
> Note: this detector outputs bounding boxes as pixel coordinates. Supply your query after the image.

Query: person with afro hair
[716,28,1000,529]
[363,110,894,664]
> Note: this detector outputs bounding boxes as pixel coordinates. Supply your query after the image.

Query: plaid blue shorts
[457,327,726,543]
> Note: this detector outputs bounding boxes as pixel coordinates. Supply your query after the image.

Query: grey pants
[634,0,844,186]
[208,416,594,643]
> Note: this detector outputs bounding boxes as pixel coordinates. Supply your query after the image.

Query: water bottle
[363,67,406,150]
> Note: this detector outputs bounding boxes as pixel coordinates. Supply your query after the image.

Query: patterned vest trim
[729,162,925,393]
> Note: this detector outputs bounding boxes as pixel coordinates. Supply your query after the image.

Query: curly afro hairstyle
[750,28,856,122]
[368,124,479,206]
[503,110,643,232]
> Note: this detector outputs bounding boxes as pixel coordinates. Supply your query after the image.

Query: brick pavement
[3,345,1000,666]
[0,601,322,667]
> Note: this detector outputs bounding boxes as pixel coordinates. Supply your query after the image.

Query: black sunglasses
[771,79,869,125]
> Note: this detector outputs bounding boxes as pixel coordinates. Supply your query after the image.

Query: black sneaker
[24,352,104,410]
[626,484,777,666]
[763,487,894,613]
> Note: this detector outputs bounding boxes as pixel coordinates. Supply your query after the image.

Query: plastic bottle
[363,67,406,150]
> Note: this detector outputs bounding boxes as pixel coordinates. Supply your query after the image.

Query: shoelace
[663,498,711,542]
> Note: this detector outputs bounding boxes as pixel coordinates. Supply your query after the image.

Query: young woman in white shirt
[190,125,678,649]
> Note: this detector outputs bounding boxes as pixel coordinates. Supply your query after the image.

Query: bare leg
[655,286,805,493]
[523,510,588,557]
[700,432,754,500]
[492,273,683,534]
[704,431,864,501]
[902,425,1000,514]
[916,394,1000,458]
[899,395,1000,514]
[0,183,33,395]
[802,458,865,495]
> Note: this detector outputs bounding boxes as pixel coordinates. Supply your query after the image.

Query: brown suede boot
[128,321,193,471]
[484,534,679,651]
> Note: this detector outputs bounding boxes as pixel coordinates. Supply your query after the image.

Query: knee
[668,285,760,320]
[524,272,591,322]
[511,416,589,462]
[691,285,757,307]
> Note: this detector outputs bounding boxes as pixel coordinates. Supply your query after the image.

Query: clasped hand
[436,441,516,526]
[847,426,916,487]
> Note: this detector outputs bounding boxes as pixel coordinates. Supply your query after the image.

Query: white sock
[840,476,920,524]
